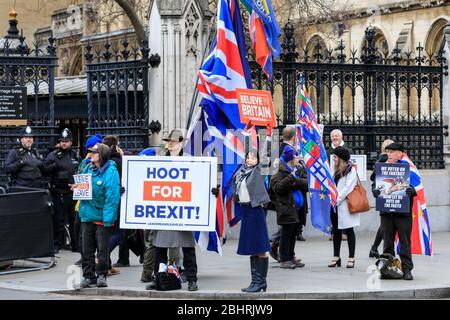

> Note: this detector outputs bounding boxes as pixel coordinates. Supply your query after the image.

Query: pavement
[1,232,450,300]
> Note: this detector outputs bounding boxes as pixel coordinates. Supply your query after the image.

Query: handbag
[155,263,182,291]
[346,172,370,214]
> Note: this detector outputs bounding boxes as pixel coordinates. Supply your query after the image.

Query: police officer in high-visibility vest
[5,126,45,188]
[43,128,81,253]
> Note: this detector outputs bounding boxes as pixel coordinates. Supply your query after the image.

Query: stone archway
[68,48,82,76]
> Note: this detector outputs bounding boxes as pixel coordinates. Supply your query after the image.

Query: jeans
[279,223,300,262]
[81,222,111,279]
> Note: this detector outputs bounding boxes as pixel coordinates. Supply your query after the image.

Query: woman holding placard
[233,150,271,293]
[74,143,120,289]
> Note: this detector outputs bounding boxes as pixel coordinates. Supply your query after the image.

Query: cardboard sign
[236,88,276,127]
[350,155,367,181]
[375,163,410,213]
[72,174,92,200]
[120,156,217,231]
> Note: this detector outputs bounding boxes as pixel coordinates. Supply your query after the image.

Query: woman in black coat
[269,145,309,269]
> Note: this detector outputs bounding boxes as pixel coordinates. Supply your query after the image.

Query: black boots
[242,256,268,293]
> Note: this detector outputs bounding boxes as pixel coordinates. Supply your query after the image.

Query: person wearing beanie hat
[328,147,359,269]
[85,134,103,151]
[43,128,82,253]
[75,143,120,289]
[269,145,308,270]
[138,148,156,156]
[4,126,45,188]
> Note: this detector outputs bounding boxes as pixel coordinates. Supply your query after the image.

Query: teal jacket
[78,160,120,226]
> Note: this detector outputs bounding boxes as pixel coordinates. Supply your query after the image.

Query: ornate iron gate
[250,23,448,169]
[0,36,58,184]
[84,39,160,153]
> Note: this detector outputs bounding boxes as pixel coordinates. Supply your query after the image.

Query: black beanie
[333,146,350,161]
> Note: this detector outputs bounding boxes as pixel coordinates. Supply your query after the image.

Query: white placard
[120,156,217,231]
[72,174,92,200]
[350,155,367,181]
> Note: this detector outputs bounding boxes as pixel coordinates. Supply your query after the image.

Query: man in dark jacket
[5,126,45,188]
[43,128,81,253]
[371,142,416,281]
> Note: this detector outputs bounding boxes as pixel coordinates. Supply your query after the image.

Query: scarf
[279,158,304,208]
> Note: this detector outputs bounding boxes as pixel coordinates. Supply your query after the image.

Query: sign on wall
[0,87,27,119]
[120,156,218,231]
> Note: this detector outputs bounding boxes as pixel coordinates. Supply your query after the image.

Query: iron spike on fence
[85,41,93,63]
[121,38,130,61]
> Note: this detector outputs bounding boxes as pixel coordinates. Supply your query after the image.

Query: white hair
[330,129,343,138]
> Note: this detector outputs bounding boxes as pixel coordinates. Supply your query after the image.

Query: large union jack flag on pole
[298,76,338,234]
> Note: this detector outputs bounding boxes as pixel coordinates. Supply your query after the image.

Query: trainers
[291,258,305,268]
[279,261,296,269]
[96,275,108,287]
[188,281,198,291]
[369,248,380,259]
[79,278,96,288]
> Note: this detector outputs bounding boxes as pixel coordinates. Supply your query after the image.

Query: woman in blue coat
[233,151,271,293]
[74,143,120,288]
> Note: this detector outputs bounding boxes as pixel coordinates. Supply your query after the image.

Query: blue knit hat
[281,145,299,162]
[138,148,156,156]
[85,133,103,149]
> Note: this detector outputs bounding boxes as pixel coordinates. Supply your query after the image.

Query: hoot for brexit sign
[236,88,276,127]
[120,156,217,231]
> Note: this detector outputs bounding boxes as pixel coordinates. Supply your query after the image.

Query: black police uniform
[4,127,45,188]
[371,143,416,276]
[43,129,81,251]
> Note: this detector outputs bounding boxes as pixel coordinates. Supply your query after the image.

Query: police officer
[372,142,416,280]
[5,126,45,188]
[43,128,81,253]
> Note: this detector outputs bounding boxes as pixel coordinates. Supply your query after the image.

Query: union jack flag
[396,154,433,256]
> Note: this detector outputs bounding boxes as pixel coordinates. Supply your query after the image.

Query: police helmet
[59,128,73,141]
[375,253,404,279]
[19,126,34,137]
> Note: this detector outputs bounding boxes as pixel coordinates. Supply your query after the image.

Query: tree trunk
[113,0,146,44]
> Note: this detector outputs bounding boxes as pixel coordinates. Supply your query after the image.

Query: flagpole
[185,15,217,131]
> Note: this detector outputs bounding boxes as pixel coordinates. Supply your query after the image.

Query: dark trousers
[381,213,413,271]
[108,224,126,268]
[279,223,300,262]
[155,247,197,282]
[372,226,383,250]
[331,210,356,258]
[74,213,82,254]
[52,191,76,250]
[81,222,111,279]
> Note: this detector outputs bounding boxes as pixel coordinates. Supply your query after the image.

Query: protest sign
[350,155,367,181]
[120,156,217,231]
[375,163,410,213]
[72,174,92,200]
[236,88,276,127]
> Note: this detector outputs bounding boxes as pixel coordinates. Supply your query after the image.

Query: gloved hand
[211,184,221,198]
[405,186,415,197]
[120,186,125,195]
[372,189,381,198]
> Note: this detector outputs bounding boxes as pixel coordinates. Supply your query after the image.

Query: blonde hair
[334,156,348,178]
[381,139,395,153]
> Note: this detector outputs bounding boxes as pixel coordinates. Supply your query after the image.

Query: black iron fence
[84,39,160,154]
[0,37,58,184]
[250,23,449,169]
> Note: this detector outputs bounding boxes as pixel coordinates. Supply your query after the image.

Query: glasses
[90,150,99,154]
